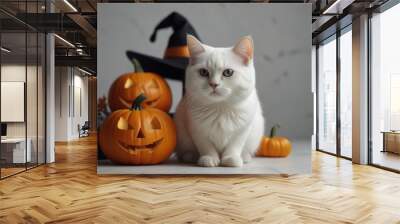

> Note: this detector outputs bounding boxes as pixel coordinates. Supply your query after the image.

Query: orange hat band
[164,46,190,59]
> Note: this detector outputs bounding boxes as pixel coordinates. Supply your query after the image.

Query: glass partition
[316,26,353,160]
[317,35,337,154]
[370,3,400,171]
[38,32,45,165]
[27,31,38,169]
[339,27,352,158]
[0,1,46,179]
[1,31,28,177]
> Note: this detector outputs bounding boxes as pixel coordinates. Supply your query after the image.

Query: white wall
[1,65,36,137]
[71,73,89,138]
[55,67,89,141]
[1,65,26,140]
[55,67,69,141]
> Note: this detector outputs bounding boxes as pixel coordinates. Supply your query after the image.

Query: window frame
[315,24,353,161]
[367,0,400,173]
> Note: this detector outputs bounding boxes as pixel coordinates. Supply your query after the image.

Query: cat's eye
[222,69,234,77]
[198,68,209,78]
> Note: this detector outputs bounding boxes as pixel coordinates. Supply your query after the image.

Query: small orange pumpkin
[108,59,172,112]
[99,94,176,165]
[257,125,291,157]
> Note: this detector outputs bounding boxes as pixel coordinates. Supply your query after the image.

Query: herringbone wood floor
[1,135,400,224]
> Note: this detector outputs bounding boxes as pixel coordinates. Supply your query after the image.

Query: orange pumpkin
[99,94,176,165]
[108,59,172,112]
[257,125,291,157]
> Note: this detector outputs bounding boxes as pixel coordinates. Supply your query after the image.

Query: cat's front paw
[198,155,220,167]
[221,155,243,167]
[242,152,252,164]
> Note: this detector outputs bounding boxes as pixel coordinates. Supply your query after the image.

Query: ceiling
[0,0,392,74]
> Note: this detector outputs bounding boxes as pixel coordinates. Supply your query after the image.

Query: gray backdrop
[98,3,312,139]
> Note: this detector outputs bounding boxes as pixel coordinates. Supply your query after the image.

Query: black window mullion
[336,29,341,157]
[24,0,28,171]
[0,27,2,179]
[367,11,373,165]
[316,45,320,151]
[36,17,39,168]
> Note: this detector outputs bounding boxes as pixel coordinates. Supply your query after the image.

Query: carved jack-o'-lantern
[99,94,176,165]
[108,59,172,112]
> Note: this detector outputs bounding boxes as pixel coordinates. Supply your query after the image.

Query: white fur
[174,35,265,167]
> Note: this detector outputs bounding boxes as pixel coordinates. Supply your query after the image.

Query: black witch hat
[126,12,200,81]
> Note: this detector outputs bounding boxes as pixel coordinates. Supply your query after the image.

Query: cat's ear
[233,36,254,65]
[187,34,205,58]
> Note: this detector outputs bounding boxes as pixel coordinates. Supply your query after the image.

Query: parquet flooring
[1,167,26,178]
[1,135,400,223]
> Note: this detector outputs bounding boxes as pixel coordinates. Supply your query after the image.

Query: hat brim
[126,51,188,81]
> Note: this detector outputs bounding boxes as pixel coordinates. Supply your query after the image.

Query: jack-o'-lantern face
[108,72,172,112]
[99,94,176,165]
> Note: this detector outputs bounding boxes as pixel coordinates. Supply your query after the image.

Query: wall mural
[97,3,312,174]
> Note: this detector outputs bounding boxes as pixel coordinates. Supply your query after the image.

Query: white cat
[174,35,265,167]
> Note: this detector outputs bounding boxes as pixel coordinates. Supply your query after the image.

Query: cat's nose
[209,82,219,89]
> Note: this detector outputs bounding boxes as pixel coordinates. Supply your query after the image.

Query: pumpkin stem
[131,58,144,73]
[270,124,280,138]
[132,93,146,110]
